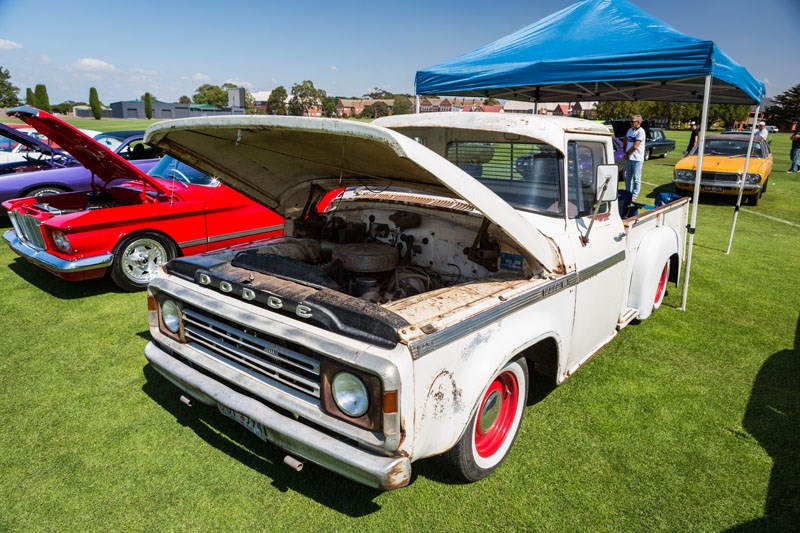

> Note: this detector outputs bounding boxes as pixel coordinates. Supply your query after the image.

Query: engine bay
[229,193,532,305]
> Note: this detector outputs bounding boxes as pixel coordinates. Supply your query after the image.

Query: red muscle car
[2,106,284,291]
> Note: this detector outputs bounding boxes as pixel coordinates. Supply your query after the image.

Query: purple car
[0,128,161,208]
[0,123,77,175]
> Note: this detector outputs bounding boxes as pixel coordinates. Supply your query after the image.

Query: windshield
[693,139,764,158]
[446,141,565,216]
[93,133,124,152]
[147,155,217,186]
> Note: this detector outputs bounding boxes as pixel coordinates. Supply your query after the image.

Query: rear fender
[628,226,679,320]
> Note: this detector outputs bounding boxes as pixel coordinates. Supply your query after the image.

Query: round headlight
[160,299,181,333]
[747,173,761,184]
[332,372,369,417]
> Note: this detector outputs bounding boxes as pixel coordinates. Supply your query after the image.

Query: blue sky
[0,0,798,105]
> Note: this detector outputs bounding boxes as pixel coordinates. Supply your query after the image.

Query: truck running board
[617,307,639,329]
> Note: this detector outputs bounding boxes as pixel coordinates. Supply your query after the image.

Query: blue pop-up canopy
[415,0,766,310]
[415,0,764,104]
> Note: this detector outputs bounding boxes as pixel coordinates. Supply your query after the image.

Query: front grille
[182,306,321,400]
[9,212,46,249]
[699,172,739,183]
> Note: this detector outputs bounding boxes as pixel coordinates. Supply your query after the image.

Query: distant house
[503,101,538,114]
[417,96,491,113]
[72,105,113,118]
[552,104,571,116]
[336,98,395,117]
[110,100,237,119]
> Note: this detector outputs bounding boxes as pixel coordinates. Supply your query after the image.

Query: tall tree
[25,88,34,105]
[321,96,337,118]
[51,100,86,115]
[393,95,412,115]
[34,84,51,112]
[143,92,153,119]
[178,95,192,104]
[360,101,389,119]
[192,84,228,107]
[364,87,393,99]
[267,86,288,115]
[767,84,800,127]
[89,87,102,120]
[289,80,325,116]
[0,67,20,107]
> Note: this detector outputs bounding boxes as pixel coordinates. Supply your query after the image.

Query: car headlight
[332,372,369,417]
[673,169,695,180]
[746,173,761,184]
[160,299,182,334]
[51,230,72,253]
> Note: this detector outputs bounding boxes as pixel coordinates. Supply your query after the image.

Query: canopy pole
[680,75,713,311]
[415,94,420,114]
[726,105,761,254]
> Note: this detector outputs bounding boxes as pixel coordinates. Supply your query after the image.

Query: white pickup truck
[142,113,689,490]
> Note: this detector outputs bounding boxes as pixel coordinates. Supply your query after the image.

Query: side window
[119,140,158,160]
[567,141,608,218]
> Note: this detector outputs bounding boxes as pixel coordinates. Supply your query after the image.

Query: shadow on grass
[140,364,385,515]
[6,256,120,298]
[728,314,800,531]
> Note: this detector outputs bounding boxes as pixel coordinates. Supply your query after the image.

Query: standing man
[623,114,646,202]
[788,130,800,173]
[685,121,699,155]
[755,121,769,140]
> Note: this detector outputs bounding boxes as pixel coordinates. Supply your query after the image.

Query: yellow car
[672,133,773,205]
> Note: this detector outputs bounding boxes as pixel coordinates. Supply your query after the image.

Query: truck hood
[0,121,70,158]
[7,106,168,194]
[144,115,560,273]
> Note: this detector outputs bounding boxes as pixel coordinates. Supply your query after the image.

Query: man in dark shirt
[685,121,699,155]
[789,130,800,172]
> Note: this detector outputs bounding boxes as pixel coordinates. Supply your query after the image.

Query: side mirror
[595,164,618,202]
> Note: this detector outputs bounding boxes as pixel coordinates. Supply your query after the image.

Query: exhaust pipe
[180,394,194,407]
[283,455,304,472]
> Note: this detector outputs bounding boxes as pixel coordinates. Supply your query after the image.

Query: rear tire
[644,148,652,161]
[446,357,528,482]
[110,232,176,292]
[653,261,669,311]
[746,191,760,206]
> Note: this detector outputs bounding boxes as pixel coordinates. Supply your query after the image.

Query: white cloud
[38,55,51,64]
[224,78,253,89]
[188,72,210,82]
[330,65,338,71]
[70,58,117,72]
[0,38,22,51]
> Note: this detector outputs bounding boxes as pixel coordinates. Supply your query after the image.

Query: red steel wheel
[653,262,669,309]
[446,357,528,481]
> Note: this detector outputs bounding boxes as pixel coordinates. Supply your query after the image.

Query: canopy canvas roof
[415,0,764,105]
[415,0,766,311]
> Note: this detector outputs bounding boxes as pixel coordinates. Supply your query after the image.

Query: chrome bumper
[3,230,113,273]
[144,342,411,490]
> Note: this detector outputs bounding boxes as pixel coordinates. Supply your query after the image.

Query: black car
[608,120,676,160]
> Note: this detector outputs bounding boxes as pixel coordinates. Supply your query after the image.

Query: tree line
[1,65,798,126]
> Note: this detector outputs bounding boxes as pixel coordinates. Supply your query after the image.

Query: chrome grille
[9,212,46,249]
[700,172,739,183]
[182,307,321,399]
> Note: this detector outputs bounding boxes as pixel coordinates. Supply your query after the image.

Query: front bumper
[3,229,112,274]
[145,342,411,490]
[672,178,761,196]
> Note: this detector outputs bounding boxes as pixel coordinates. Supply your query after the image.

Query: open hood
[7,106,167,193]
[145,115,560,272]
[0,122,70,157]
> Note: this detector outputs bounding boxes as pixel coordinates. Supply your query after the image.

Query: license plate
[702,186,724,192]
[218,404,266,440]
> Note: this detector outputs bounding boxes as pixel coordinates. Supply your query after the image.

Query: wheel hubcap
[475,371,519,458]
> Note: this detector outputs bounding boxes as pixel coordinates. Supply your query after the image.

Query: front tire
[644,148,652,161]
[110,232,176,291]
[446,357,528,482]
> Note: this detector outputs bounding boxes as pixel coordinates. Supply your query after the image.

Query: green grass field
[0,128,797,531]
